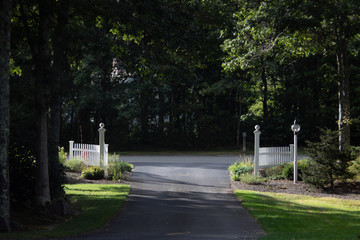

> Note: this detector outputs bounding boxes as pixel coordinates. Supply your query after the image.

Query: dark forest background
[1,1,360,228]
[9,0,360,152]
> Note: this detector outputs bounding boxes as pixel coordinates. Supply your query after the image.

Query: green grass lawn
[0,184,130,239]
[235,190,360,240]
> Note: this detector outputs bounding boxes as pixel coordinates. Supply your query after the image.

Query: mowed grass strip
[1,184,130,239]
[55,184,130,236]
[235,190,360,240]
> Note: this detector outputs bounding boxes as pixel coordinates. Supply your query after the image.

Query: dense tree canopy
[2,0,360,212]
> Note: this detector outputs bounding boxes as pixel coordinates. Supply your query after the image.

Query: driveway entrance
[66,155,265,240]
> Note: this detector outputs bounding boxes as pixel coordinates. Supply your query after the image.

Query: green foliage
[303,129,355,189]
[58,147,67,165]
[349,157,360,179]
[64,159,87,173]
[281,159,311,181]
[239,173,267,185]
[107,155,133,181]
[81,167,104,180]
[264,165,285,180]
[229,158,254,181]
[281,162,293,180]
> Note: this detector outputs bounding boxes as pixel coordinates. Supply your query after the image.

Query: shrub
[118,161,134,172]
[302,129,355,189]
[349,157,360,179]
[58,147,67,165]
[281,162,294,180]
[264,165,285,180]
[107,158,133,181]
[64,159,87,173]
[240,173,267,185]
[229,157,254,181]
[231,173,241,181]
[281,159,310,181]
[81,167,104,180]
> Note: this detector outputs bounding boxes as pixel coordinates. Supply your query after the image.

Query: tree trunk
[48,98,62,198]
[48,0,69,198]
[0,0,11,232]
[34,0,51,206]
[236,91,242,148]
[336,16,351,151]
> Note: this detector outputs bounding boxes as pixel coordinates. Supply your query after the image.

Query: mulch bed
[65,171,132,185]
[230,179,360,200]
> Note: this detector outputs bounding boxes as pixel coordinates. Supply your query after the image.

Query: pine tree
[303,129,354,189]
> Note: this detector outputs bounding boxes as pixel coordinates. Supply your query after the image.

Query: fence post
[253,125,261,176]
[104,144,109,174]
[69,141,74,160]
[289,144,294,162]
[98,123,106,169]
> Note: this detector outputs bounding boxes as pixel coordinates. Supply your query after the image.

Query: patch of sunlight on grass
[235,190,360,240]
[0,184,130,239]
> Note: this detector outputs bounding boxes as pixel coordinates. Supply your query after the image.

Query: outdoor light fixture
[291,120,300,133]
[291,120,300,183]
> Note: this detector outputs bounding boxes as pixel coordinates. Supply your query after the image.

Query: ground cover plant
[0,184,130,239]
[235,190,360,240]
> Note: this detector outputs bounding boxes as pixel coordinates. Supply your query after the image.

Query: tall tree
[16,0,53,205]
[223,0,360,148]
[0,0,11,232]
[33,0,52,205]
[270,0,360,149]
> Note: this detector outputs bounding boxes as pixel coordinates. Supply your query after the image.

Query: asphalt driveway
[64,155,266,240]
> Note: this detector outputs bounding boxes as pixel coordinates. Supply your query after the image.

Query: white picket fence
[259,145,294,168]
[69,141,108,167]
[254,125,297,176]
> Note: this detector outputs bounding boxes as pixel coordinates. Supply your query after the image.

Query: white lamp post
[291,120,300,183]
[253,125,261,176]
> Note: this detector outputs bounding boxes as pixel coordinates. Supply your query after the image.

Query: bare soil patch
[230,179,360,200]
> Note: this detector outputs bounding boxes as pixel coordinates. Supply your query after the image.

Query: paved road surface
[63,155,266,240]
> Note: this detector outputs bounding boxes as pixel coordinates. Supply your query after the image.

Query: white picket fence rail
[69,141,108,167]
[259,145,294,168]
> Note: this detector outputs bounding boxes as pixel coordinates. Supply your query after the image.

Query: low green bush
[229,157,254,181]
[281,159,311,181]
[231,172,241,181]
[282,162,294,180]
[264,165,285,180]
[81,167,104,180]
[64,159,87,173]
[107,156,134,181]
[349,157,360,178]
[118,161,134,172]
[239,173,267,185]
